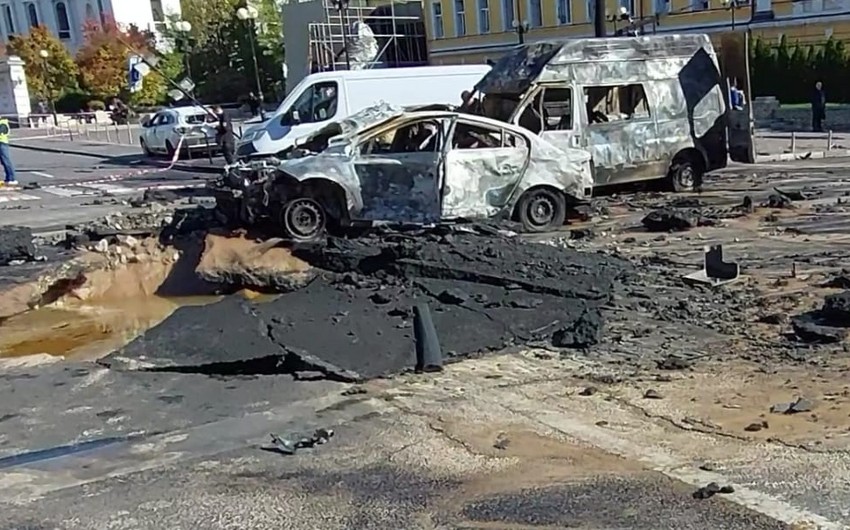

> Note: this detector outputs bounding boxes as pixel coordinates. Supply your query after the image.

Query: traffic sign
[128,55,143,93]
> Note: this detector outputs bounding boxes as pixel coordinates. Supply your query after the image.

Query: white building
[0,0,181,51]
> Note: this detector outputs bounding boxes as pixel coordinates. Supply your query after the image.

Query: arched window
[85,3,96,23]
[55,2,70,38]
[96,0,105,24]
[26,3,38,27]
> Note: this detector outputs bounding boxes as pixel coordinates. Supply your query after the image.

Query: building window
[691,0,708,9]
[528,0,542,27]
[477,0,490,33]
[26,3,38,27]
[556,0,570,23]
[620,0,634,14]
[454,0,465,36]
[84,3,95,22]
[502,0,514,30]
[655,0,669,14]
[586,0,595,21]
[55,2,70,39]
[2,4,14,34]
[150,0,164,21]
[431,1,444,38]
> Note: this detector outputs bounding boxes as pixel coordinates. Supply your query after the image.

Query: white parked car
[139,106,219,157]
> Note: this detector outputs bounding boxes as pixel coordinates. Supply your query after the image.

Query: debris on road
[0,226,37,266]
[261,428,335,456]
[770,397,814,414]
[693,482,735,499]
[641,208,700,232]
[792,291,850,343]
[683,245,740,287]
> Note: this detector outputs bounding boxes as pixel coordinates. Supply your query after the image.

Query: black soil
[102,228,633,380]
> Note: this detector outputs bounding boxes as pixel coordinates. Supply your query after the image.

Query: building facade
[424,0,850,64]
[0,0,181,51]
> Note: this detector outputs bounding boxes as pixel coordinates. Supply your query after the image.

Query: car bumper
[181,135,216,149]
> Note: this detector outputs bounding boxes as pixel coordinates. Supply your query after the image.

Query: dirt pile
[195,232,315,291]
[102,227,632,380]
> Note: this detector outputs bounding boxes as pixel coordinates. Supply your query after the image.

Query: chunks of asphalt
[106,231,626,380]
[100,296,280,371]
[792,290,850,343]
[0,226,36,265]
[641,209,700,232]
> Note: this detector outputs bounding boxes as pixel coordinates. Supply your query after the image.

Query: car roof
[161,106,212,117]
[362,110,534,140]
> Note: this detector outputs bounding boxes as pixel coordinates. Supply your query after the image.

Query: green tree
[179,0,285,102]
[77,17,168,105]
[7,26,78,102]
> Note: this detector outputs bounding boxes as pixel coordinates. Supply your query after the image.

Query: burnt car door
[441,118,530,220]
[352,116,452,224]
[719,31,755,164]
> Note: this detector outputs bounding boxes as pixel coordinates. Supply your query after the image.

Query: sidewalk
[754,130,850,162]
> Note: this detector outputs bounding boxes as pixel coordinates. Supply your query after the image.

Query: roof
[476,34,715,95]
[167,106,214,116]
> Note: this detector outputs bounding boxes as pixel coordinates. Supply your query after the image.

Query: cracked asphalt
[6,157,850,528]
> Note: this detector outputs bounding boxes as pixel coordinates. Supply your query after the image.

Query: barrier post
[828,130,834,152]
[790,132,797,155]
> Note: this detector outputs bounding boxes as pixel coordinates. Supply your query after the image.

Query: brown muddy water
[0,233,303,362]
[0,252,220,361]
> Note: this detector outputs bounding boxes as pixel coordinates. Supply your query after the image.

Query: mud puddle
[0,245,218,361]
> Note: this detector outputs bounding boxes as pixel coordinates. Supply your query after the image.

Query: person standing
[811,81,827,132]
[213,106,236,165]
[0,116,18,186]
[247,92,260,117]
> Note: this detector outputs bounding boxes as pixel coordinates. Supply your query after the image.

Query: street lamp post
[512,19,530,44]
[236,5,265,120]
[174,20,193,88]
[721,0,737,29]
[38,49,57,126]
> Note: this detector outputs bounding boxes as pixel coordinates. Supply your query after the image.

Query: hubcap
[678,166,695,188]
[528,195,555,226]
[286,199,324,239]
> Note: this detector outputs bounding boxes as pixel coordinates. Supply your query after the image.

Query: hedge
[750,35,850,104]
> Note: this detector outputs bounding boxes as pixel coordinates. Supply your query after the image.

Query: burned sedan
[211,103,594,241]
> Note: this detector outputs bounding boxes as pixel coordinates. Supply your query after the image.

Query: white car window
[184,113,208,125]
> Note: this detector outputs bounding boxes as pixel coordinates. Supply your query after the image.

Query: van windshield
[283,81,339,125]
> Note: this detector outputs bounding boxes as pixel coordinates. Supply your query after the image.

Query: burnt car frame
[468,33,755,192]
[213,105,594,241]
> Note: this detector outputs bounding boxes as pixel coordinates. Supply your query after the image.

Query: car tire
[165,140,176,159]
[516,188,567,233]
[668,156,703,193]
[280,197,327,242]
[140,138,153,157]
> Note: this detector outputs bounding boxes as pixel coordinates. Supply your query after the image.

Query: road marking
[28,171,54,179]
[0,193,41,203]
[39,187,93,197]
[84,183,136,195]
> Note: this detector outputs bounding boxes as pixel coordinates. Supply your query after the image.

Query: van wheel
[281,197,327,242]
[516,188,566,232]
[668,156,703,192]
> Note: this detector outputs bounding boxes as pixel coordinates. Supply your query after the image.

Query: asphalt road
[0,143,214,233]
[5,153,850,528]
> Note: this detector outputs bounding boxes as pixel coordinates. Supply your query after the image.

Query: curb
[755,149,850,163]
[10,142,222,174]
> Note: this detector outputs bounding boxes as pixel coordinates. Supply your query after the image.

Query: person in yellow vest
[0,117,18,185]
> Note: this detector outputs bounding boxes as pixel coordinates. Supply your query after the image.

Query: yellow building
[424,0,850,65]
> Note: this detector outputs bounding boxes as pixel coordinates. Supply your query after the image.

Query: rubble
[102,227,630,380]
[792,290,850,343]
[0,226,37,266]
[641,208,700,232]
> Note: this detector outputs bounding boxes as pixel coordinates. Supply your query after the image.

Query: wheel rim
[284,199,325,240]
[527,194,556,227]
[677,165,695,189]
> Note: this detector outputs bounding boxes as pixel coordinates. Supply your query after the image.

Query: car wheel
[280,197,327,242]
[668,156,703,193]
[516,188,567,233]
[140,138,153,157]
[166,140,176,159]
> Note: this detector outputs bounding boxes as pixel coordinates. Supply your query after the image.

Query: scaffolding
[308,0,428,73]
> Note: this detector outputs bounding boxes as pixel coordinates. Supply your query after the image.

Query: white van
[235,65,491,159]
